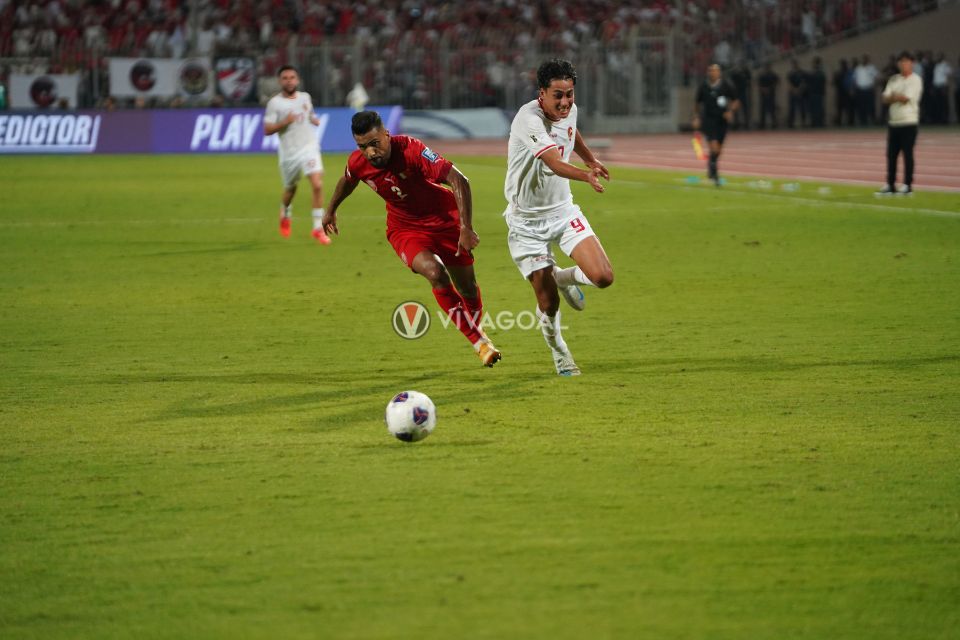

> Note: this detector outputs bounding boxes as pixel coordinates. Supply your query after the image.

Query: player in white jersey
[263,65,330,244]
[503,58,614,376]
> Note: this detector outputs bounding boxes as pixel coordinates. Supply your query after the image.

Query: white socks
[281,207,325,228]
[536,308,568,353]
[554,266,594,287]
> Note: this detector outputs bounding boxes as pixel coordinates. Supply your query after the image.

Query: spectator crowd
[0,0,955,118]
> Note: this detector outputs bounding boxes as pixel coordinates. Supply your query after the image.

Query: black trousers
[856,89,875,125]
[759,95,776,128]
[886,125,918,187]
[788,94,806,127]
[809,94,825,127]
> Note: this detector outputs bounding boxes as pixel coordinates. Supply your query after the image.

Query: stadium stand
[0,0,955,117]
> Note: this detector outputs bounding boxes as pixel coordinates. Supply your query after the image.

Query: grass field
[1,153,959,639]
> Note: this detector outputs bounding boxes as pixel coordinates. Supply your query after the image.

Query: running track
[446,129,960,192]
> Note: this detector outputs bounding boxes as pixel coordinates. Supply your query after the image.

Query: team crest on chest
[567,126,573,139]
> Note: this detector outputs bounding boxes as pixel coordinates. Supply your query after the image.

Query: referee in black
[693,63,740,186]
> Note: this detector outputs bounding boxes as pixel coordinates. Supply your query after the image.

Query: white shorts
[504,203,596,278]
[279,151,323,188]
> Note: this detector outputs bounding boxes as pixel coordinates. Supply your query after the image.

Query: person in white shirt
[876,51,923,196]
[854,54,879,125]
[931,53,952,124]
[264,65,329,243]
[503,58,613,376]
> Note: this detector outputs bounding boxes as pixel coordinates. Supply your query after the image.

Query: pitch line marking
[616,179,960,219]
[0,215,387,228]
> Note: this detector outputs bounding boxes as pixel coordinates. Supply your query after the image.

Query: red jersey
[344,135,459,231]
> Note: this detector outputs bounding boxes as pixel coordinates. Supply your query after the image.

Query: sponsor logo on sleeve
[421,147,439,163]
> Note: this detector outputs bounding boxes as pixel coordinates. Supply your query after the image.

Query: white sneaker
[896,184,913,196]
[553,266,585,311]
[553,348,581,376]
[874,185,894,197]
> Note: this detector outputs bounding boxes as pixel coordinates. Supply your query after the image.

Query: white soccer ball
[384,391,437,442]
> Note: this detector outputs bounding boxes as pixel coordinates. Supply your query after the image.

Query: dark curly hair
[537,59,577,89]
[351,110,383,136]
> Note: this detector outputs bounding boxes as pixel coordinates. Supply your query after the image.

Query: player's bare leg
[279,184,296,237]
[412,253,499,367]
[554,235,613,283]
[530,267,579,376]
[307,172,330,245]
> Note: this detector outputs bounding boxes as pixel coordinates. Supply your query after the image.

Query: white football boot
[553,348,581,376]
[553,266,585,311]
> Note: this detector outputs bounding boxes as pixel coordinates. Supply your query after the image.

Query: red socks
[432,285,483,345]
[460,285,483,328]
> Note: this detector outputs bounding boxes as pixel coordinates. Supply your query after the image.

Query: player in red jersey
[322,111,501,367]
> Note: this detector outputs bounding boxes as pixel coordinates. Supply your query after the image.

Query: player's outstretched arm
[443,166,479,256]
[540,147,606,193]
[322,176,358,236]
[574,130,610,181]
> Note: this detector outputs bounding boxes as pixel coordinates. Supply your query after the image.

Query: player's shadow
[592,353,960,375]
[116,371,542,431]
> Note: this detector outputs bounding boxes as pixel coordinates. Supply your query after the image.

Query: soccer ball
[384,391,436,442]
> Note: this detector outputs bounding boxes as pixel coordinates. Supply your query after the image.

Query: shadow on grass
[110,371,544,430]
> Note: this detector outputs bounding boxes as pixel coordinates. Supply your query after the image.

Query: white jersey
[883,73,923,126]
[504,99,578,217]
[264,91,320,161]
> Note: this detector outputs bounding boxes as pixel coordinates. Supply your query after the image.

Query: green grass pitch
[1,153,958,639]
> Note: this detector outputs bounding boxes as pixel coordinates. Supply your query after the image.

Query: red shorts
[387,225,474,270]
